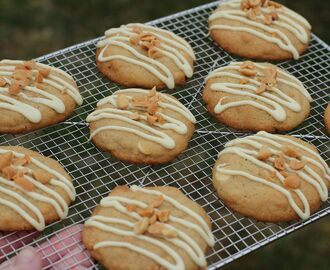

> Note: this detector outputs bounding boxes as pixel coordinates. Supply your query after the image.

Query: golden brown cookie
[86,88,196,164]
[0,146,75,231]
[324,103,330,135]
[208,0,311,60]
[0,59,82,134]
[212,131,330,222]
[82,185,214,270]
[96,23,195,89]
[202,61,311,132]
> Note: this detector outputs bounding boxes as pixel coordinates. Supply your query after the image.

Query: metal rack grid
[1,0,330,269]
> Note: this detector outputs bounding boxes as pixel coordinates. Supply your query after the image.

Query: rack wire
[1,1,330,269]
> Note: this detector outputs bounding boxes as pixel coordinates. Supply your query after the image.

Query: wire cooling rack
[1,1,330,269]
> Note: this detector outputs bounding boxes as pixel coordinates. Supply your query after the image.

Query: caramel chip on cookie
[86,88,196,164]
[208,0,311,60]
[212,131,330,222]
[82,185,214,270]
[96,23,195,89]
[203,61,311,132]
[0,146,75,231]
[0,59,82,134]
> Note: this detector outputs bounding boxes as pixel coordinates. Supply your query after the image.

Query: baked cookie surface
[87,88,196,164]
[212,131,330,222]
[0,59,83,134]
[0,146,75,231]
[208,0,311,60]
[82,185,214,270]
[96,23,195,89]
[202,61,311,132]
[324,104,330,135]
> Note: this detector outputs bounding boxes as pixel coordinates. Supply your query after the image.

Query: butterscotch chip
[23,60,36,70]
[149,214,157,225]
[289,159,305,170]
[257,146,272,160]
[256,82,266,94]
[283,174,301,189]
[39,68,51,78]
[155,113,165,124]
[149,195,164,208]
[2,166,16,179]
[239,78,249,84]
[116,94,129,110]
[13,173,35,192]
[274,156,285,171]
[280,171,288,178]
[129,35,140,46]
[156,209,170,222]
[9,82,21,95]
[239,68,257,77]
[240,61,256,70]
[147,114,157,125]
[33,169,53,184]
[147,223,165,236]
[282,146,300,158]
[129,112,140,121]
[0,77,7,87]
[138,206,154,217]
[162,228,177,238]
[133,217,149,235]
[264,14,273,25]
[36,72,44,83]
[125,204,137,212]
[246,8,257,20]
[0,152,13,170]
[132,95,149,108]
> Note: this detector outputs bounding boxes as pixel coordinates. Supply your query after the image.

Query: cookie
[0,59,83,134]
[87,88,196,164]
[324,103,330,135]
[82,185,214,270]
[0,146,75,231]
[208,0,311,60]
[212,131,330,222]
[96,23,195,89]
[202,61,311,132]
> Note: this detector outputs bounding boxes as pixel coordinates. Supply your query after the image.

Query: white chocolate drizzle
[86,88,195,150]
[209,0,311,59]
[215,131,330,220]
[0,148,75,231]
[85,185,214,270]
[0,59,82,123]
[206,62,311,122]
[96,23,195,89]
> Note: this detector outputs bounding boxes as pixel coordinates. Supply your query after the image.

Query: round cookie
[212,131,330,222]
[208,0,311,60]
[96,23,195,89]
[324,103,330,135]
[87,88,196,164]
[202,61,311,132]
[0,146,75,231]
[82,185,214,270]
[0,59,83,134]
